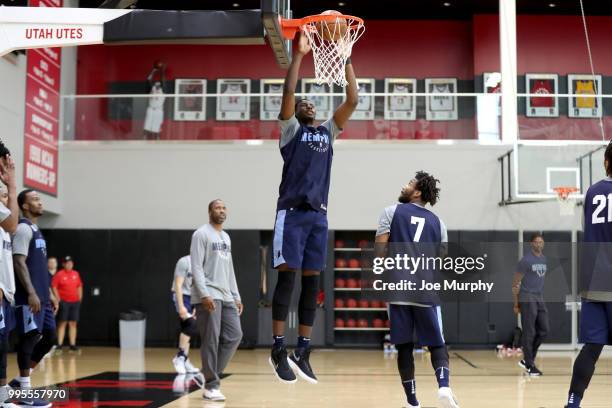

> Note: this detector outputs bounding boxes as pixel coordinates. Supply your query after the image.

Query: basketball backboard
[261,0,292,68]
[499,141,607,205]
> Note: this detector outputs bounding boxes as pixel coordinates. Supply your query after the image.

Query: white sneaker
[187,373,204,389]
[184,358,200,373]
[406,402,421,408]
[438,387,459,408]
[172,355,186,374]
[172,374,187,393]
[203,388,226,401]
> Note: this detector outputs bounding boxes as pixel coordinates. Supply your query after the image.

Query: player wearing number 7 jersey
[375,171,459,408]
[565,142,612,408]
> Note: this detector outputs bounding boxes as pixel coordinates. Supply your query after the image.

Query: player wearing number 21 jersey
[566,141,612,408]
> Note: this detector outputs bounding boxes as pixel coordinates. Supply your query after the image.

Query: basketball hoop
[280,11,365,87]
[553,187,579,216]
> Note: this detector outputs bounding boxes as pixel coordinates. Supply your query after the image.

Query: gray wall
[47,140,582,231]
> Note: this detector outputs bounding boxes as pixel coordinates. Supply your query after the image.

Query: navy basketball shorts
[172,294,194,317]
[272,208,328,271]
[15,301,56,335]
[0,298,15,338]
[388,304,445,347]
[580,300,612,344]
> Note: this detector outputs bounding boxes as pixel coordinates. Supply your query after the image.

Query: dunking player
[0,143,19,406]
[375,171,459,408]
[11,190,57,407]
[171,254,200,375]
[269,31,358,384]
[565,141,612,408]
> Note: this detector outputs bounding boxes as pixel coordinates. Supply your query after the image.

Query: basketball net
[554,187,579,216]
[301,16,365,87]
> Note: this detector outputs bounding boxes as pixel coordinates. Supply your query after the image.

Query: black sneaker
[288,347,318,384]
[518,359,527,370]
[269,346,297,384]
[69,345,79,352]
[527,365,543,376]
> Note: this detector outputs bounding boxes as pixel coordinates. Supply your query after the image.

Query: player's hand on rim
[202,296,216,312]
[296,30,311,56]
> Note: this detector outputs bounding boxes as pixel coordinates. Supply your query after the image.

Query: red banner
[24,137,58,193]
[23,0,62,196]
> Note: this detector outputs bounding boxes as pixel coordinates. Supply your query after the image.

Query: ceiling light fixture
[443,2,451,6]
[338,2,346,6]
[548,3,556,7]
[232,3,240,7]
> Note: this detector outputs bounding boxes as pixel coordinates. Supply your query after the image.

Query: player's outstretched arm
[279,31,311,120]
[333,61,358,129]
[0,155,18,233]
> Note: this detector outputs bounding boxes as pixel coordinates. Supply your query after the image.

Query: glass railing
[61,93,480,141]
[517,94,610,141]
[61,92,612,142]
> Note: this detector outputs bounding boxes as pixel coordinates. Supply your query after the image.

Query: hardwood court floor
[24,347,612,408]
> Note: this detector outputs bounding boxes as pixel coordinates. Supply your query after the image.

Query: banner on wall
[23,0,63,196]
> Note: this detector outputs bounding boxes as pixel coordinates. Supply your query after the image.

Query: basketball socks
[435,367,450,388]
[567,343,603,407]
[297,336,310,349]
[17,376,30,388]
[402,379,418,406]
[0,385,9,402]
[566,392,582,408]
[273,335,285,348]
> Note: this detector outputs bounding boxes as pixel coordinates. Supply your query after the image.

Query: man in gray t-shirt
[190,199,242,402]
[170,255,200,375]
[512,233,549,376]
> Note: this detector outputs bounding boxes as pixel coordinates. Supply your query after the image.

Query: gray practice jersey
[12,222,33,256]
[171,255,192,297]
[190,224,241,302]
[0,203,14,303]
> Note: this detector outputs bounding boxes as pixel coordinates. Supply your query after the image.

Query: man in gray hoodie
[190,199,243,402]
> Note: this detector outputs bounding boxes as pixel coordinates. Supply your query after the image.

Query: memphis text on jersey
[301,131,330,153]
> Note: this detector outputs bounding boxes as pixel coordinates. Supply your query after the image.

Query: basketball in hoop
[315,10,348,41]
[279,10,365,87]
[553,186,579,216]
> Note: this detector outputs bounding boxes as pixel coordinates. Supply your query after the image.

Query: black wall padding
[103,10,265,45]
[43,229,261,347]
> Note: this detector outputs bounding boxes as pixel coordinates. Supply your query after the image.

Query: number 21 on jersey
[591,194,612,224]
